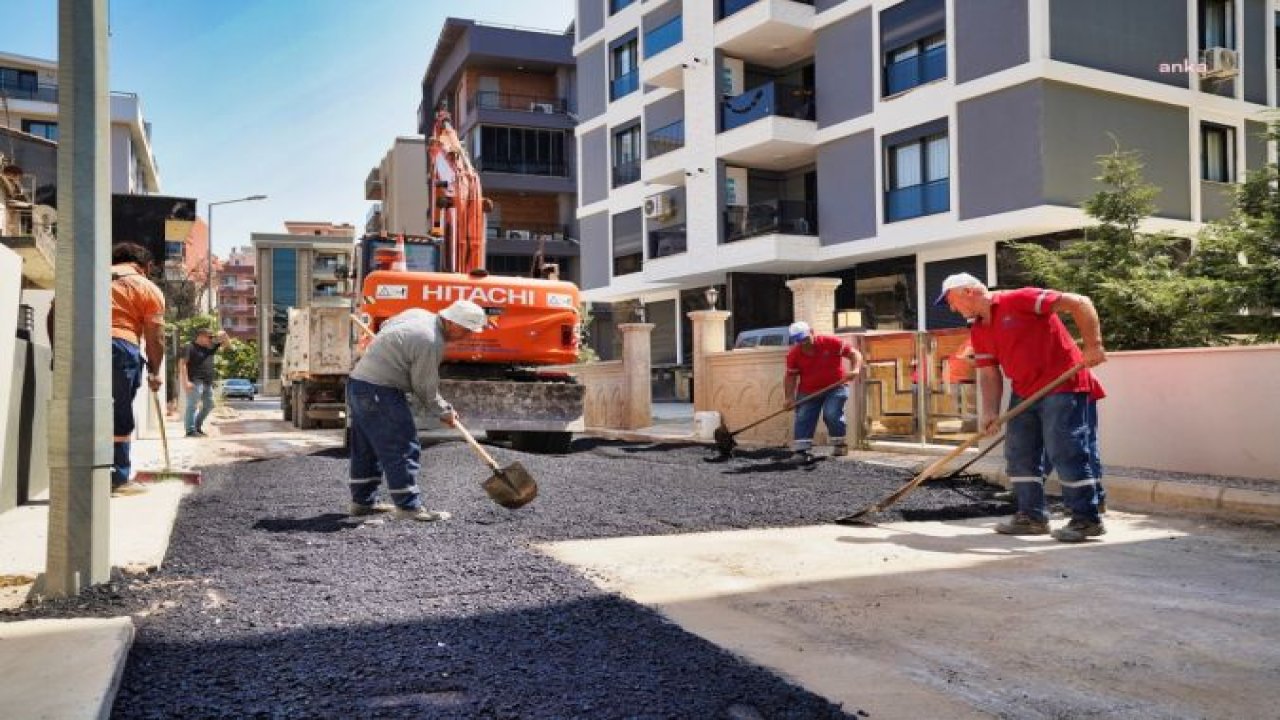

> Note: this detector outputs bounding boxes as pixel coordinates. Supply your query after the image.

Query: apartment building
[574,0,1276,360]
[418,18,581,283]
[219,246,257,341]
[252,222,356,391]
[366,137,430,238]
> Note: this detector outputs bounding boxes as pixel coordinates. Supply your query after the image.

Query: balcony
[468,91,566,116]
[610,70,639,101]
[885,179,949,222]
[0,81,57,104]
[715,0,816,68]
[473,157,568,177]
[643,120,687,185]
[884,45,946,97]
[613,160,641,188]
[645,15,683,59]
[724,199,817,243]
[718,83,817,170]
[641,16,685,89]
[0,206,56,289]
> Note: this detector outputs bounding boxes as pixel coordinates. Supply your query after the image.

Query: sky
[2,0,575,258]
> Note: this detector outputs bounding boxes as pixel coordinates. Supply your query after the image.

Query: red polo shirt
[785,334,850,394]
[969,288,1104,400]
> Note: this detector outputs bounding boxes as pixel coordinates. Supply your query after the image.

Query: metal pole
[45,0,112,596]
[205,202,214,314]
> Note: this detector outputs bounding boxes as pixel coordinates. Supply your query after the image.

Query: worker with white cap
[344,300,489,522]
[783,320,864,464]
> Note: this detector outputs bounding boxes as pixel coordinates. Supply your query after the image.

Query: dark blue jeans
[792,385,849,451]
[111,338,144,487]
[347,378,422,510]
[1005,391,1103,523]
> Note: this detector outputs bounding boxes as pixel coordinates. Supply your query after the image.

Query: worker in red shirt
[937,273,1107,542]
[783,321,864,464]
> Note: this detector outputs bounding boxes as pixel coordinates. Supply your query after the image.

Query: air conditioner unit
[507,229,531,240]
[643,194,673,220]
[529,102,555,113]
[1201,47,1239,79]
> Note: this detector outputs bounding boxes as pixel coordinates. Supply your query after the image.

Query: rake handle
[151,388,172,471]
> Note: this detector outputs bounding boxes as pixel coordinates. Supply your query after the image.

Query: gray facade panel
[955,0,1029,84]
[581,127,609,205]
[957,82,1043,220]
[577,43,608,122]
[469,25,574,65]
[1246,120,1268,173]
[815,10,873,127]
[472,108,575,131]
[815,0,846,10]
[1043,83,1191,220]
[644,91,684,134]
[816,131,876,244]
[579,211,611,290]
[1200,181,1234,221]
[578,0,604,41]
[1050,0,1187,88]
[1243,0,1268,105]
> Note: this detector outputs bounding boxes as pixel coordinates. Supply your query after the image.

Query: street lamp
[207,194,267,314]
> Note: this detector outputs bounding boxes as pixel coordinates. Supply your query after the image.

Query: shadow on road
[251,514,360,534]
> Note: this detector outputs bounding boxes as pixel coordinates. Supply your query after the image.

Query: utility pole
[44,0,112,596]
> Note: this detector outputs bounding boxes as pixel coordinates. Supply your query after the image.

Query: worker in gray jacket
[346,300,488,521]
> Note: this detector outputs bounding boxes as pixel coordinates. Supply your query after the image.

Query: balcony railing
[649,229,687,258]
[885,179,949,222]
[612,160,641,187]
[718,0,813,21]
[644,16,683,59]
[884,45,946,96]
[0,81,57,103]
[721,82,815,132]
[610,69,639,101]
[646,119,685,159]
[723,199,817,242]
[473,157,568,177]
[488,224,575,242]
[468,91,567,115]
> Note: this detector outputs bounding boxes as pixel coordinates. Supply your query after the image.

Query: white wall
[1093,346,1280,481]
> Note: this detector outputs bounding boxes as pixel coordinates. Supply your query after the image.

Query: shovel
[710,374,853,459]
[134,388,202,485]
[833,361,1087,525]
[453,418,538,509]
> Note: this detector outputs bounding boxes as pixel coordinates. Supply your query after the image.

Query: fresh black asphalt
[8,439,1008,719]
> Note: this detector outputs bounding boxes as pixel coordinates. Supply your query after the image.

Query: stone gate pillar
[618,322,654,430]
[688,309,730,412]
[785,277,842,334]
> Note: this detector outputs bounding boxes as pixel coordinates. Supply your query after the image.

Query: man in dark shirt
[179,328,227,437]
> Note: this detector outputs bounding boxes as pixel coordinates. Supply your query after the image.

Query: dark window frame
[883,32,947,97]
[21,119,58,141]
[609,35,640,101]
[1199,0,1237,50]
[885,130,950,222]
[1201,122,1236,183]
[612,123,642,188]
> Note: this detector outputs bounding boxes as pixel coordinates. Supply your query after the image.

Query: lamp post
[207,194,267,314]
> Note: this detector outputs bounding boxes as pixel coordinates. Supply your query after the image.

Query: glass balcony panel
[646,119,685,159]
[886,179,949,222]
[722,199,817,242]
[473,157,568,176]
[468,91,565,114]
[644,16,683,59]
[720,82,815,132]
[885,45,946,95]
[610,70,639,100]
[613,160,641,187]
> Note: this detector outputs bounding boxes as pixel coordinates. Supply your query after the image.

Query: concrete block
[1220,488,1280,520]
[693,411,721,441]
[0,617,134,720]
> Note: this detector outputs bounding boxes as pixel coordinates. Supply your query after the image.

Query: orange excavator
[351,110,584,452]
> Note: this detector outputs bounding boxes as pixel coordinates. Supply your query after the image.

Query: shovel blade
[712,423,737,456]
[482,461,538,509]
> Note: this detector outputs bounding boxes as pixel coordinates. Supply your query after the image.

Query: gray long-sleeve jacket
[349,308,452,414]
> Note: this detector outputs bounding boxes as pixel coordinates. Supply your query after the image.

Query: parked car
[733,326,794,349]
[221,378,256,400]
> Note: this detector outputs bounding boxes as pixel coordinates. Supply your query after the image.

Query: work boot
[395,507,452,522]
[111,482,149,497]
[832,444,848,458]
[1052,518,1106,543]
[348,501,395,517]
[994,512,1050,535]
[791,450,816,465]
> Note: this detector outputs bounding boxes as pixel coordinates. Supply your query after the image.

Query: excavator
[351,110,584,452]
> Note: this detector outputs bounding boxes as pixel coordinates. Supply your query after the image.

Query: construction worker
[783,321,864,464]
[937,273,1107,543]
[345,300,488,521]
[110,243,167,496]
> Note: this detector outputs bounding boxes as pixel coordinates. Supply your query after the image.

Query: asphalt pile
[7,439,1007,719]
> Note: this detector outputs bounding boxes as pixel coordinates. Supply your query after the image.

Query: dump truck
[280,305,352,430]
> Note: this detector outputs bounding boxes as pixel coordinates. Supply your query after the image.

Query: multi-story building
[252,222,356,392]
[417,18,581,284]
[219,246,257,342]
[366,137,429,238]
[573,0,1275,360]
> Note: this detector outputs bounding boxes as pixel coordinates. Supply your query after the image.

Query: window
[880,0,946,96]
[610,37,639,100]
[612,209,643,277]
[612,124,642,188]
[0,68,37,96]
[474,126,567,175]
[886,132,949,222]
[884,33,946,96]
[610,0,636,14]
[1200,0,1236,50]
[1201,123,1235,182]
[21,120,57,141]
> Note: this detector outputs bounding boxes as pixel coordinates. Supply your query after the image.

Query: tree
[217,339,259,381]
[1009,145,1238,350]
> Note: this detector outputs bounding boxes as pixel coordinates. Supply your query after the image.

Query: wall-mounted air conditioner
[643,194,673,220]
[529,102,556,113]
[1201,47,1239,79]
[507,229,531,240]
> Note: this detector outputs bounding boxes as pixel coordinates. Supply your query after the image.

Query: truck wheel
[282,387,293,422]
[296,385,317,430]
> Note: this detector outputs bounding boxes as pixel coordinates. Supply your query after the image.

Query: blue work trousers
[792,385,849,451]
[111,338,144,487]
[346,378,422,510]
[1005,391,1103,523]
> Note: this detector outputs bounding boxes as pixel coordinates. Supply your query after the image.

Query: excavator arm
[427,109,487,274]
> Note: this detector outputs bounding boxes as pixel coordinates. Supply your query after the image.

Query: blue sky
[2,0,574,257]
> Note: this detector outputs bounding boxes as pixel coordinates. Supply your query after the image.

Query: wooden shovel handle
[734,374,854,437]
[453,417,501,471]
[151,388,172,470]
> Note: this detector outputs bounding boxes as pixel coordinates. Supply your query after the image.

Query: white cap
[934,272,984,306]
[787,321,811,343]
[439,300,488,332]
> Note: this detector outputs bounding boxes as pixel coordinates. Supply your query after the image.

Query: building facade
[366,137,430,238]
[573,0,1276,361]
[418,18,581,283]
[252,222,356,391]
[219,245,257,341]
